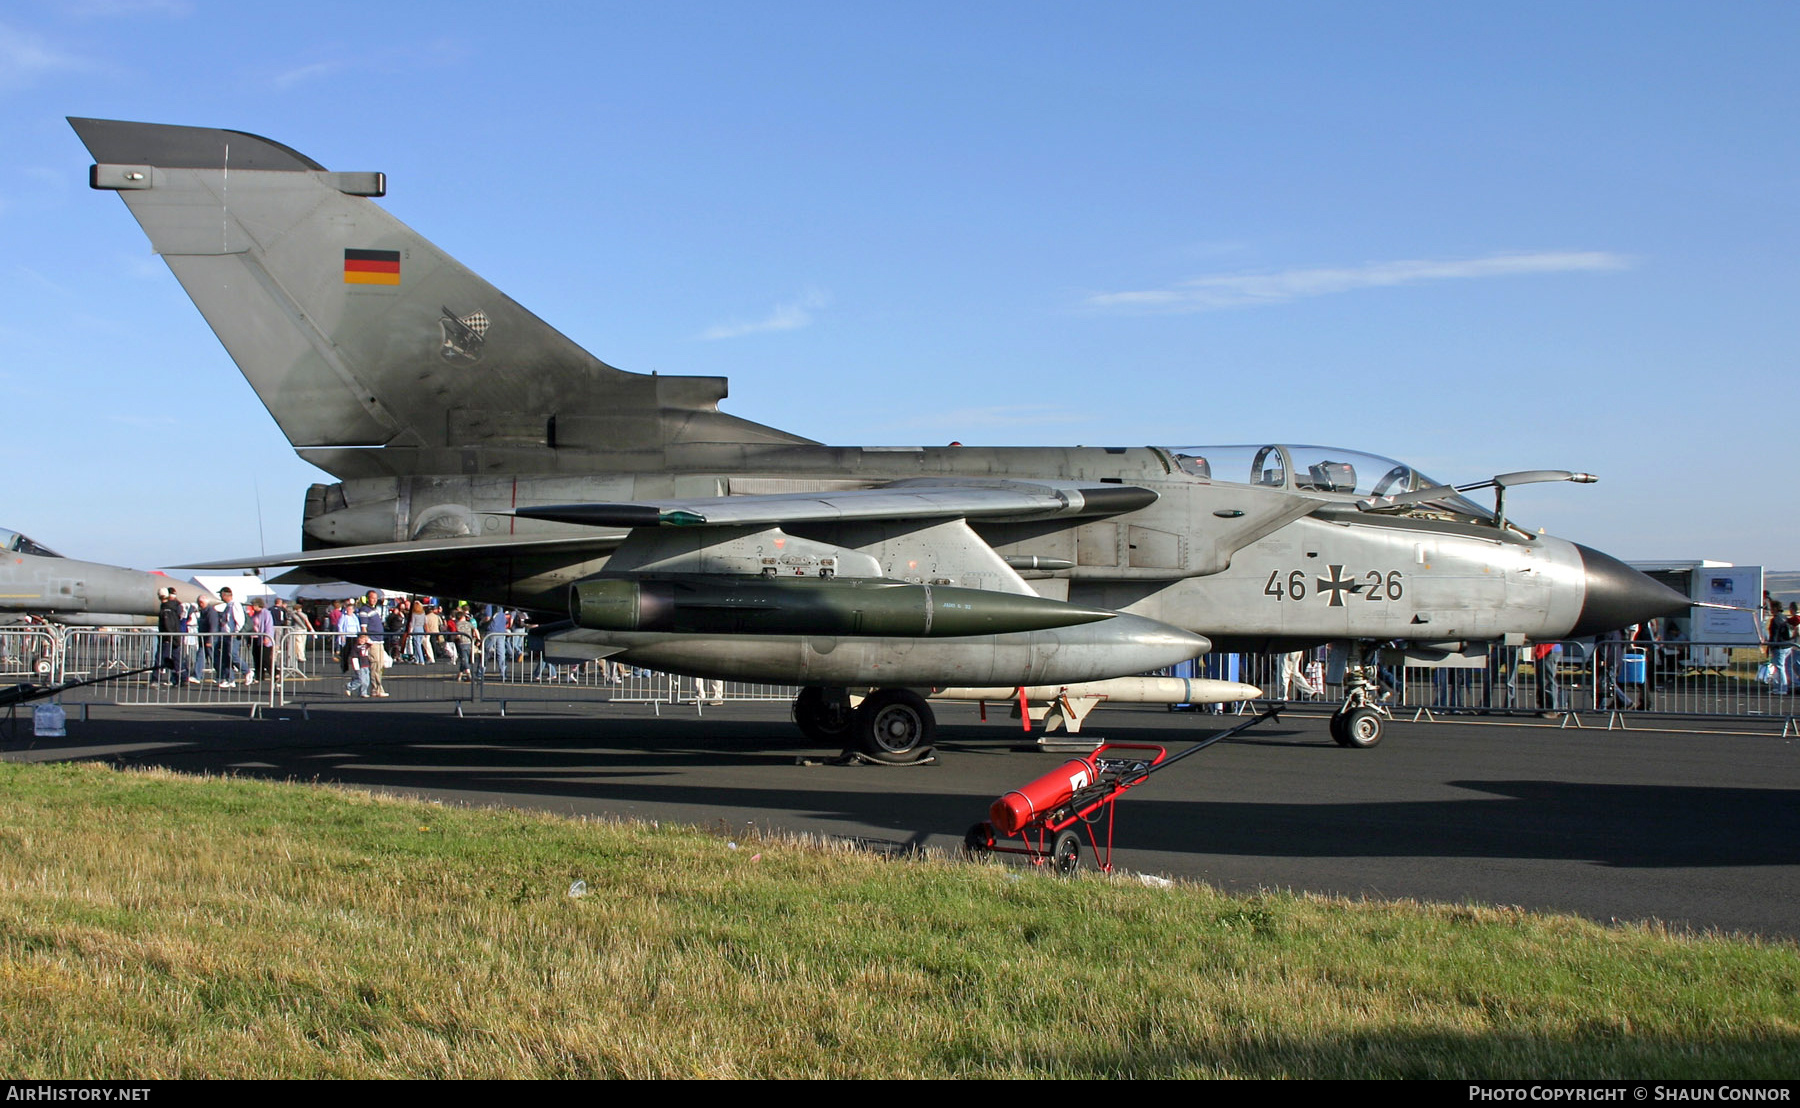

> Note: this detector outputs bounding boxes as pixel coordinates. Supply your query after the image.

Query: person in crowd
[156,586,183,686]
[1277,651,1304,701]
[275,597,310,673]
[212,586,247,688]
[409,598,434,664]
[1768,605,1794,696]
[383,602,406,659]
[530,631,560,682]
[180,597,207,684]
[343,632,374,698]
[355,594,389,694]
[451,608,480,681]
[1532,638,1565,716]
[438,605,460,668]
[358,592,384,641]
[334,601,360,643]
[1631,619,1659,710]
[1595,625,1630,709]
[484,606,513,679]
[1787,603,1800,688]
[424,604,445,665]
[248,597,275,684]
[1482,643,1520,711]
[1431,661,1466,710]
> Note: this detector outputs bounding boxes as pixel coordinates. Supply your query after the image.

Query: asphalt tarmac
[6,699,1798,941]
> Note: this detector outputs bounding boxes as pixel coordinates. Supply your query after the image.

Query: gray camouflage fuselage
[300,443,1591,652]
[71,117,1683,686]
[0,545,208,627]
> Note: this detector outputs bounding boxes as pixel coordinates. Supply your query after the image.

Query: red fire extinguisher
[989,755,1102,836]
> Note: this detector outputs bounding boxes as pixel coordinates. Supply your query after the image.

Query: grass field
[1,759,1795,1078]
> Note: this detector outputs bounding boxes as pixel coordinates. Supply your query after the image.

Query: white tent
[291,582,410,603]
[189,574,274,601]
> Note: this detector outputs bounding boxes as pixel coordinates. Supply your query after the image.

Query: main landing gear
[1329,641,1389,749]
[793,686,936,764]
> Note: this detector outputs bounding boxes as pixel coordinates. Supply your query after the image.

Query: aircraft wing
[176,532,632,610]
[176,531,629,572]
[512,480,1158,528]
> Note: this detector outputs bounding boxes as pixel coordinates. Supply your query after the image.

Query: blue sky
[2,1,1795,571]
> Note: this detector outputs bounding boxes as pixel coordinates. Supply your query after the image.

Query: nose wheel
[1330,641,1389,748]
[1330,706,1383,748]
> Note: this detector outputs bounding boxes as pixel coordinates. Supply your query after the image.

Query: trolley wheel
[1051,829,1081,875]
[792,686,854,744]
[852,688,936,763]
[34,659,51,676]
[1332,707,1383,748]
[963,821,994,858]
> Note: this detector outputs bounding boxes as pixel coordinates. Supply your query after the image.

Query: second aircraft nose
[1568,544,1690,637]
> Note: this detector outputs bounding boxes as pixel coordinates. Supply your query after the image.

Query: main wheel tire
[1051,829,1081,875]
[792,686,854,744]
[1333,706,1383,748]
[963,821,994,858]
[852,688,936,763]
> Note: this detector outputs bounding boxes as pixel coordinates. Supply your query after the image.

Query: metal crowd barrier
[1230,641,1796,732]
[479,634,798,711]
[0,627,58,681]
[266,630,799,712]
[55,629,281,709]
[5,625,1794,734]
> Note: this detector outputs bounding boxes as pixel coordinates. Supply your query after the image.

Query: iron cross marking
[1317,564,1359,607]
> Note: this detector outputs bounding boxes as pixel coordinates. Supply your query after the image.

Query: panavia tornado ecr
[72,117,1687,760]
[0,526,211,627]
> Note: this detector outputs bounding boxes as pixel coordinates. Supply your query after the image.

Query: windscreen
[1161,445,1499,525]
[0,529,62,557]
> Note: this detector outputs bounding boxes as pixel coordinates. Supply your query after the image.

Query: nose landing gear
[1329,642,1389,748]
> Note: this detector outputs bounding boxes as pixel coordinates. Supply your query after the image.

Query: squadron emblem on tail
[439,306,489,362]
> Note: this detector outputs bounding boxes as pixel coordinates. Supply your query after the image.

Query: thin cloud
[1088,251,1631,313]
[271,60,344,89]
[269,39,464,92]
[0,21,93,90]
[699,288,829,341]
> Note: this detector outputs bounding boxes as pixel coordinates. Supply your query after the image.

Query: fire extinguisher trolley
[964,708,1281,874]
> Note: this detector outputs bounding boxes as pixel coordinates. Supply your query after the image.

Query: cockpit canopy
[0,529,61,558]
[1161,444,1499,525]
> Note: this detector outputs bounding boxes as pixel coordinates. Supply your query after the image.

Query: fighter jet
[71,117,1687,760]
[0,526,210,627]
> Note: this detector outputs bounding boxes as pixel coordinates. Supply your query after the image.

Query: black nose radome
[1570,544,1690,637]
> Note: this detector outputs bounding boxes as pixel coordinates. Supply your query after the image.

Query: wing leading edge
[512,480,1159,529]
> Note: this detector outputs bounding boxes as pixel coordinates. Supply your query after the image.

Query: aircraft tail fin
[70,118,810,477]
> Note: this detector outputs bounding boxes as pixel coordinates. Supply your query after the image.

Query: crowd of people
[300,592,641,697]
[304,593,537,697]
[154,584,296,688]
[148,587,556,695]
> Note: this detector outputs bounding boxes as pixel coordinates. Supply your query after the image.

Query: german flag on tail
[343,248,400,285]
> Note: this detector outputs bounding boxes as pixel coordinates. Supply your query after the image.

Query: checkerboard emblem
[439,306,490,363]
